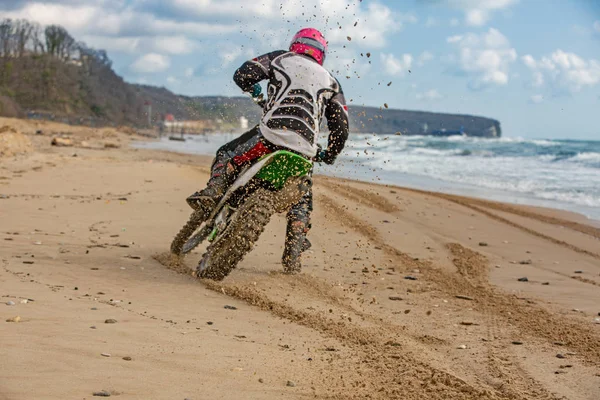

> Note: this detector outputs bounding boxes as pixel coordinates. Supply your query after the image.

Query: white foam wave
[359,151,600,209]
[570,152,600,162]
[408,148,463,156]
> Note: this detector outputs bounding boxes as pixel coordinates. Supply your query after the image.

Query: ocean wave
[550,151,600,167]
[530,139,560,146]
[571,152,600,161]
[439,136,559,146]
[484,137,559,146]
[460,149,495,157]
[361,151,600,204]
[408,148,464,156]
[534,191,600,208]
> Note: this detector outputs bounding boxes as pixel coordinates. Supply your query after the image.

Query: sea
[134,133,600,221]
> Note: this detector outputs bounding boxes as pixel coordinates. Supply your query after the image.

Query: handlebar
[252,92,266,108]
[313,145,325,163]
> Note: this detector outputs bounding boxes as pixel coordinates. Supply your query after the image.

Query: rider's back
[261,51,340,156]
[234,50,348,159]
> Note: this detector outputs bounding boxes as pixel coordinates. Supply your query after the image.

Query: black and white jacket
[234,50,349,161]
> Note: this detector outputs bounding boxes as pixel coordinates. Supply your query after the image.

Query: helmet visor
[292,37,326,55]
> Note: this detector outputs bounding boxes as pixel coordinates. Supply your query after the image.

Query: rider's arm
[322,80,350,165]
[233,50,287,93]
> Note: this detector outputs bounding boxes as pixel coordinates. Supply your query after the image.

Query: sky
[1,0,599,139]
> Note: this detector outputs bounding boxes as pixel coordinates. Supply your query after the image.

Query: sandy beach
[1,117,599,400]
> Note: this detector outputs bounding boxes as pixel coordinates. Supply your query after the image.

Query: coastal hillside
[0,18,500,137]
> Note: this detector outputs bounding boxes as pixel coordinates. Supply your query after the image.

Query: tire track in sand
[401,188,600,259]
[316,194,563,399]
[317,193,600,366]
[319,177,599,259]
[202,279,522,400]
[157,244,526,397]
[321,181,600,286]
[317,193,562,399]
[447,244,566,400]
[427,190,600,240]
[316,177,401,213]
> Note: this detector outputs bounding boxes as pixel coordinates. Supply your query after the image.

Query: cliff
[348,106,501,137]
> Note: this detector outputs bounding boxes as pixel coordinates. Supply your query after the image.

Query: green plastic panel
[255,150,312,189]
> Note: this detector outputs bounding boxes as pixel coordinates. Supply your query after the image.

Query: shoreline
[134,134,600,225]
[1,118,599,399]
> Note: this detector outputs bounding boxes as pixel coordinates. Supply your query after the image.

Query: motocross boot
[282,220,311,274]
[186,159,236,214]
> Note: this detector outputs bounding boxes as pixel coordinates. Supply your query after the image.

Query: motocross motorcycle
[169,99,318,281]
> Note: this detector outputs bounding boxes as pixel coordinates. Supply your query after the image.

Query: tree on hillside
[0,19,42,57]
[13,19,35,57]
[44,25,77,60]
[0,19,12,57]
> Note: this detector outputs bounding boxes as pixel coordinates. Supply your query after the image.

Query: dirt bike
[169,137,315,281]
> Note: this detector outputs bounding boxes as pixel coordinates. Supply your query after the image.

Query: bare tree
[31,22,45,54]
[45,25,75,60]
[0,19,13,57]
[14,19,34,57]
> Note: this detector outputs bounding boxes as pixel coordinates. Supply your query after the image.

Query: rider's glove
[250,83,262,99]
[316,150,336,165]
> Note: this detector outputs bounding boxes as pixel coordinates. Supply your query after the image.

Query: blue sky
[1,0,599,139]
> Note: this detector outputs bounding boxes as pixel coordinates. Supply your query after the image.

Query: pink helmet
[289,28,327,65]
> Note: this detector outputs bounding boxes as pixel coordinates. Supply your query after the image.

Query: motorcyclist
[186,28,350,273]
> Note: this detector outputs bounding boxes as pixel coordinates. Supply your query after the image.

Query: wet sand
[1,118,599,399]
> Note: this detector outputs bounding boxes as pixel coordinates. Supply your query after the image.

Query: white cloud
[164,0,402,49]
[166,76,180,84]
[327,47,371,78]
[465,9,487,26]
[531,71,544,87]
[522,54,536,69]
[3,3,99,32]
[79,35,198,55]
[530,94,543,104]
[219,47,242,67]
[130,53,171,73]
[417,51,434,66]
[324,2,405,49]
[2,2,236,38]
[440,0,518,27]
[381,53,413,76]
[3,0,399,51]
[184,67,194,78]
[522,50,600,93]
[416,89,443,101]
[80,35,141,54]
[594,21,600,33]
[153,36,198,55]
[446,28,517,89]
[4,0,399,85]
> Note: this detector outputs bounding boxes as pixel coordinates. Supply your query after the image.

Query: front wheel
[197,189,276,280]
[170,209,209,255]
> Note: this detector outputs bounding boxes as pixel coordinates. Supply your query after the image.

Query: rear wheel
[198,189,276,280]
[170,209,209,255]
